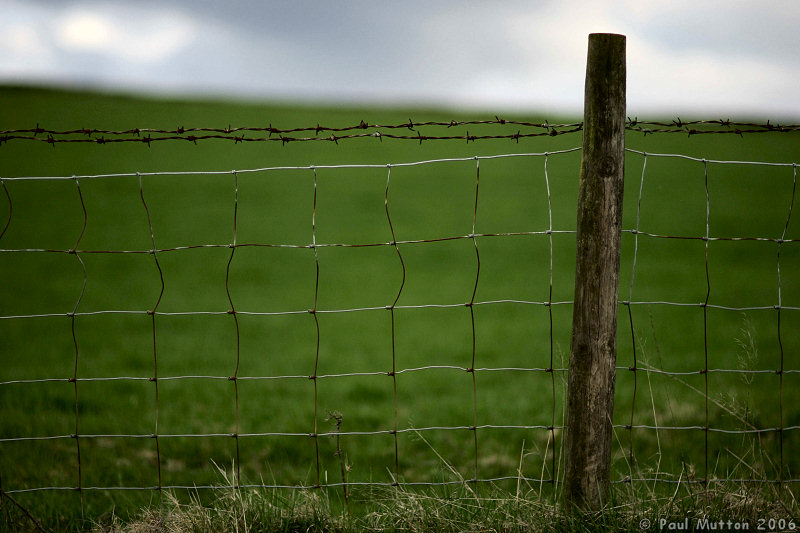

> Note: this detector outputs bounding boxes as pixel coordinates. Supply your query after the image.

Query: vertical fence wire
[69,177,88,516]
[0,178,7,525]
[384,165,406,484]
[625,153,647,478]
[776,164,797,486]
[0,179,10,240]
[543,153,558,497]
[310,167,321,488]
[468,158,482,486]
[138,172,165,494]
[702,160,711,489]
[225,171,242,487]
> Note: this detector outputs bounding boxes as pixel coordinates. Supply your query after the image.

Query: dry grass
[90,479,796,533]
[91,448,797,533]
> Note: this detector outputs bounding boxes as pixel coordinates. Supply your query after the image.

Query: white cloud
[53,5,197,64]
[57,12,112,51]
[0,3,55,75]
[7,24,47,57]
[627,41,800,116]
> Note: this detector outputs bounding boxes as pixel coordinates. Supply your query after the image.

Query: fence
[1,34,799,523]
[0,151,576,488]
[1,143,798,506]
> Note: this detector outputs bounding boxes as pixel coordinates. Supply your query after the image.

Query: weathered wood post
[563,33,626,511]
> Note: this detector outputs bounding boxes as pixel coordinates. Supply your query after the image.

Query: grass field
[1,86,799,531]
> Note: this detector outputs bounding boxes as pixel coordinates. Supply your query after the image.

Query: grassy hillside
[1,86,798,530]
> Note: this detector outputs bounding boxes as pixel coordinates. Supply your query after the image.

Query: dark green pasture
[1,87,798,530]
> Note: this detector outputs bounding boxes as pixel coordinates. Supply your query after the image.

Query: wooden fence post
[563,33,626,511]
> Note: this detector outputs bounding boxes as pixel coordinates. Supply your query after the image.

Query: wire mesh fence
[0,125,798,515]
[617,151,799,489]
[0,150,577,501]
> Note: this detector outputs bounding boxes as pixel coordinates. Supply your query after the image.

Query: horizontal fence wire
[0,118,798,146]
[1,145,799,500]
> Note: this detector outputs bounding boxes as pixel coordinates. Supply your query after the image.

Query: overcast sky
[2,0,799,118]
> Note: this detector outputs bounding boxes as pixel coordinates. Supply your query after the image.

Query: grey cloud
[2,0,799,116]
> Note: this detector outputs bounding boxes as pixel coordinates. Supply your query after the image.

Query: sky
[1,0,799,118]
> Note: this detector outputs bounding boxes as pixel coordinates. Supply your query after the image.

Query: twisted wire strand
[1,118,797,146]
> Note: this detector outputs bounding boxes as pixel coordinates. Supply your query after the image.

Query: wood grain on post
[564,33,626,511]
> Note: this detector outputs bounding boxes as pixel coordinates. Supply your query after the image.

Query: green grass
[1,86,799,531]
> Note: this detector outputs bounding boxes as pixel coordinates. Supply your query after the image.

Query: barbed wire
[0,117,579,136]
[0,118,798,146]
[625,118,800,136]
[0,119,582,146]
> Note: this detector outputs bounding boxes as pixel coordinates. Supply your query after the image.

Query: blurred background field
[1,87,799,528]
